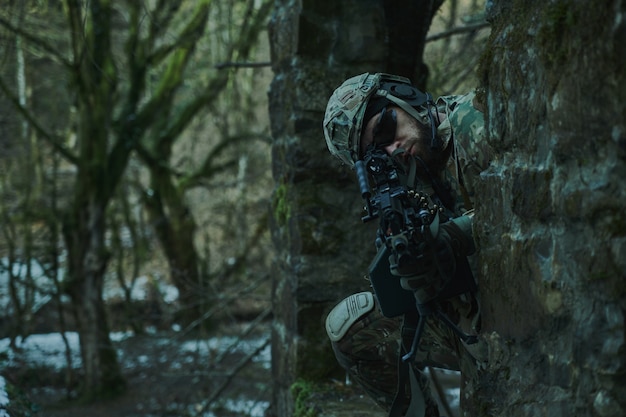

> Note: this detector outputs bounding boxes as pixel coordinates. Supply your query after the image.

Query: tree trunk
[63,200,125,399]
[60,1,130,399]
[468,0,626,415]
[142,169,203,326]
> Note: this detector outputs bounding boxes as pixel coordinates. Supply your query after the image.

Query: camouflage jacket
[435,91,492,215]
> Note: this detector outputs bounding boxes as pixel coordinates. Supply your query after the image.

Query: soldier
[322,73,491,417]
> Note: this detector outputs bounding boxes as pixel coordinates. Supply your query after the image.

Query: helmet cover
[323,72,434,168]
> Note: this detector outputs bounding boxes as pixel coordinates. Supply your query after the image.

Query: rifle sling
[389,313,426,417]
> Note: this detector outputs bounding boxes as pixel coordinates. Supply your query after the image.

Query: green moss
[536,0,578,68]
[290,379,321,417]
[476,1,533,105]
[477,0,587,96]
[272,181,292,228]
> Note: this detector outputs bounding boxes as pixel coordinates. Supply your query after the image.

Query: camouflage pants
[329,292,480,417]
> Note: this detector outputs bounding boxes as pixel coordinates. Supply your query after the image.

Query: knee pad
[325,291,375,342]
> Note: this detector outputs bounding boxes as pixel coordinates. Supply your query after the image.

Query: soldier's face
[360,106,431,161]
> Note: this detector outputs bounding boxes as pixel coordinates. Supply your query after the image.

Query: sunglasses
[372,107,397,147]
[372,102,440,152]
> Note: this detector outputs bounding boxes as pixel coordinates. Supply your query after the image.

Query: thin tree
[136,0,272,325]
[0,0,271,400]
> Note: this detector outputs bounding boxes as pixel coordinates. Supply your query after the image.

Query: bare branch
[132,2,211,130]
[146,0,184,50]
[232,0,273,62]
[210,308,272,366]
[200,334,271,413]
[426,22,490,42]
[0,75,78,164]
[214,61,271,69]
[0,15,72,69]
[146,1,210,66]
[142,0,272,165]
[180,132,271,191]
[174,273,269,338]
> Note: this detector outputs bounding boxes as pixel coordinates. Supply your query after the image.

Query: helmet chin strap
[424,93,441,150]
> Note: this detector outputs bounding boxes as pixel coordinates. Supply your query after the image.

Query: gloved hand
[398,213,476,303]
[439,213,476,258]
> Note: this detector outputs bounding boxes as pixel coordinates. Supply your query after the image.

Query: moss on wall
[472,0,626,415]
[290,379,326,417]
[272,181,292,229]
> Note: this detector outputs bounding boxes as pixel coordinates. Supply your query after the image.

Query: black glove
[439,214,476,257]
[398,213,475,303]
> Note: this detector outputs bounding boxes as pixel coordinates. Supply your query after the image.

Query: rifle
[355,147,478,363]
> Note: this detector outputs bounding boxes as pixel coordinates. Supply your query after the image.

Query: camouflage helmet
[323,72,435,168]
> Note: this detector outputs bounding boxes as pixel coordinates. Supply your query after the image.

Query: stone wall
[267,1,437,415]
[471,0,626,415]
[268,2,383,415]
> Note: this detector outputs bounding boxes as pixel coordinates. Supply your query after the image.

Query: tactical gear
[324,79,491,417]
[328,294,444,416]
[396,212,477,305]
[372,107,398,148]
[325,292,375,342]
[323,73,443,168]
[439,212,476,257]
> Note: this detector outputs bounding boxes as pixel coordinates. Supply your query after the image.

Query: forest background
[2,0,624,417]
[0,1,488,416]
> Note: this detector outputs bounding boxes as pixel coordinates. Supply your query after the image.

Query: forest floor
[3,321,274,417]
[2,320,460,417]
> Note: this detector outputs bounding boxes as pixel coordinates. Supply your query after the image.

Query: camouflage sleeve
[437,92,493,212]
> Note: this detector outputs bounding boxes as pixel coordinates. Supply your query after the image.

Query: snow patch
[0,375,9,417]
